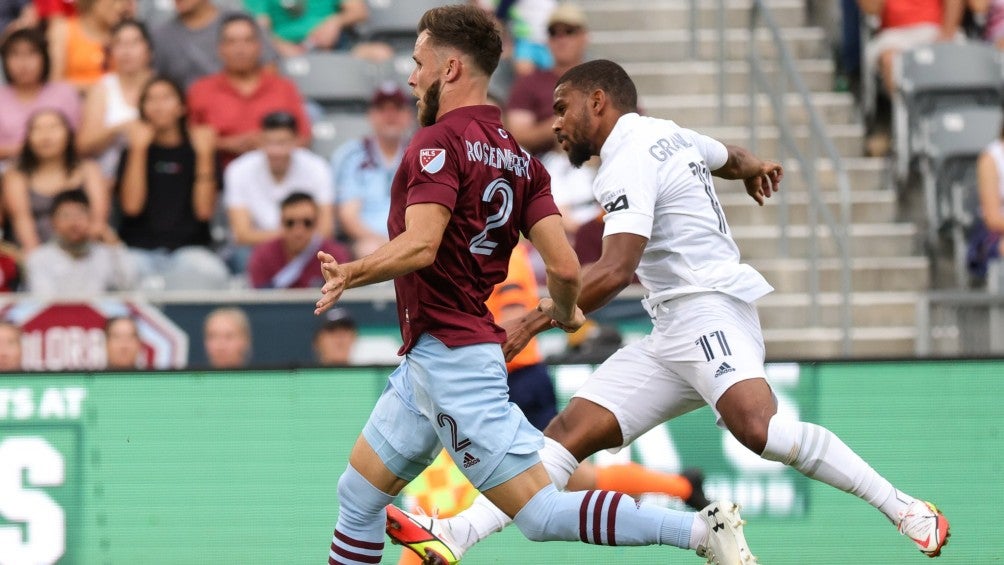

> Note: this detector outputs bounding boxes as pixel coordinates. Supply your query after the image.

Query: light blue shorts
[362,334,543,490]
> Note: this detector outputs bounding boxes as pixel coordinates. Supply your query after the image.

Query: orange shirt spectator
[881,0,943,28]
[46,0,125,89]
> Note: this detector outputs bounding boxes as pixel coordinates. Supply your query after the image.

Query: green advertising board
[0,361,999,563]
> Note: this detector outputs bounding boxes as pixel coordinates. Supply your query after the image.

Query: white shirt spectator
[223,147,334,231]
[26,242,137,294]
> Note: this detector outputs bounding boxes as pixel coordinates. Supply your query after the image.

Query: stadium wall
[0,360,997,563]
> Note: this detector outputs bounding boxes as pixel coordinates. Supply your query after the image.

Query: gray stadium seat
[892,42,1004,184]
[311,112,372,160]
[917,106,1003,286]
[362,0,453,51]
[282,52,380,112]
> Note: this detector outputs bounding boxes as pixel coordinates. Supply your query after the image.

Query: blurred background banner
[0,360,997,564]
[0,301,188,371]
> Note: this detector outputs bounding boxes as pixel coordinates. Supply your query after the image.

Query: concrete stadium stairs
[580,0,923,359]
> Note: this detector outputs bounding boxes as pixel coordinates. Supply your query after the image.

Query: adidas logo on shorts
[462,451,481,468]
[714,362,736,378]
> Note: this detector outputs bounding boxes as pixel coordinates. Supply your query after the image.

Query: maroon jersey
[389,105,559,354]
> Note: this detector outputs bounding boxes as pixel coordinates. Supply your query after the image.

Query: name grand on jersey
[465,140,531,178]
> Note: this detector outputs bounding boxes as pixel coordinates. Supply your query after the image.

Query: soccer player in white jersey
[386,59,950,563]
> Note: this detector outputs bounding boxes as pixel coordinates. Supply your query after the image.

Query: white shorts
[865,24,940,70]
[573,292,768,450]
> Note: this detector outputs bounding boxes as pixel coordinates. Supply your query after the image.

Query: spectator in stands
[969,124,1004,279]
[151,0,278,91]
[24,189,136,294]
[0,28,81,167]
[46,0,126,90]
[0,242,21,290]
[245,0,366,57]
[203,306,251,368]
[187,13,311,164]
[505,2,588,155]
[116,75,230,290]
[332,81,413,258]
[77,19,152,183]
[859,0,965,95]
[312,307,357,366]
[33,0,75,22]
[858,0,965,156]
[247,192,349,289]
[540,145,599,240]
[3,109,107,251]
[973,0,1004,47]
[104,315,142,369]
[492,0,557,76]
[0,321,22,371]
[0,0,37,39]
[224,110,332,269]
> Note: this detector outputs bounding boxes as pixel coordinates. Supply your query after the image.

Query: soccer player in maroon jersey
[315,5,754,565]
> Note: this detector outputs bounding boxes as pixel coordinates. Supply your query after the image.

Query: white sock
[687,511,709,550]
[540,436,580,489]
[760,415,915,523]
[444,493,508,550]
[444,437,581,550]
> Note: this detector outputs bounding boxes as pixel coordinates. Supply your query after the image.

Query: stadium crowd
[0,0,612,369]
[0,0,1003,370]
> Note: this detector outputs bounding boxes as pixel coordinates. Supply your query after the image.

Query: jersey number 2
[469,178,514,256]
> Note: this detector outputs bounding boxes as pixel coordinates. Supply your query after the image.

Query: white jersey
[595,113,773,310]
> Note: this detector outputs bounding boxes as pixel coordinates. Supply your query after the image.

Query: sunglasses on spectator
[283,217,315,229]
[548,25,583,38]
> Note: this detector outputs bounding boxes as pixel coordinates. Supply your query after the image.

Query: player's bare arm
[502,231,646,361]
[314,202,450,315]
[713,144,783,206]
[525,214,585,331]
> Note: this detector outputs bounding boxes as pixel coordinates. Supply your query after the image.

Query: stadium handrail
[744,0,854,355]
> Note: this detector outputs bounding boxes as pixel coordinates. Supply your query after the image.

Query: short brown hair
[418,4,502,78]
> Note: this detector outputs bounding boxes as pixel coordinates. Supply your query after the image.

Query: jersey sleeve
[401,126,461,211]
[520,158,560,234]
[684,127,729,171]
[596,150,657,240]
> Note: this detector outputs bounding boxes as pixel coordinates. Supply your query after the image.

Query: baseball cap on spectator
[262,110,298,132]
[548,3,588,32]
[319,307,357,333]
[370,81,407,108]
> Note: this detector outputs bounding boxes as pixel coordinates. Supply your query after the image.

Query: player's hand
[315,251,347,315]
[537,298,585,333]
[744,161,783,206]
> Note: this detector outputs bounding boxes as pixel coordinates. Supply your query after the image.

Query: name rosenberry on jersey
[465,140,531,178]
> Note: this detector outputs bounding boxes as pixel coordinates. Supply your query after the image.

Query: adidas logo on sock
[462,451,481,468]
[714,362,736,378]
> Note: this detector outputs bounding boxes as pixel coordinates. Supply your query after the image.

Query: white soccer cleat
[385,505,466,565]
[897,500,951,558]
[695,500,758,565]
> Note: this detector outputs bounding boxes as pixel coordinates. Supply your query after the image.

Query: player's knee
[511,489,557,542]
[336,465,387,525]
[513,516,550,542]
[730,413,771,454]
[543,400,621,459]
